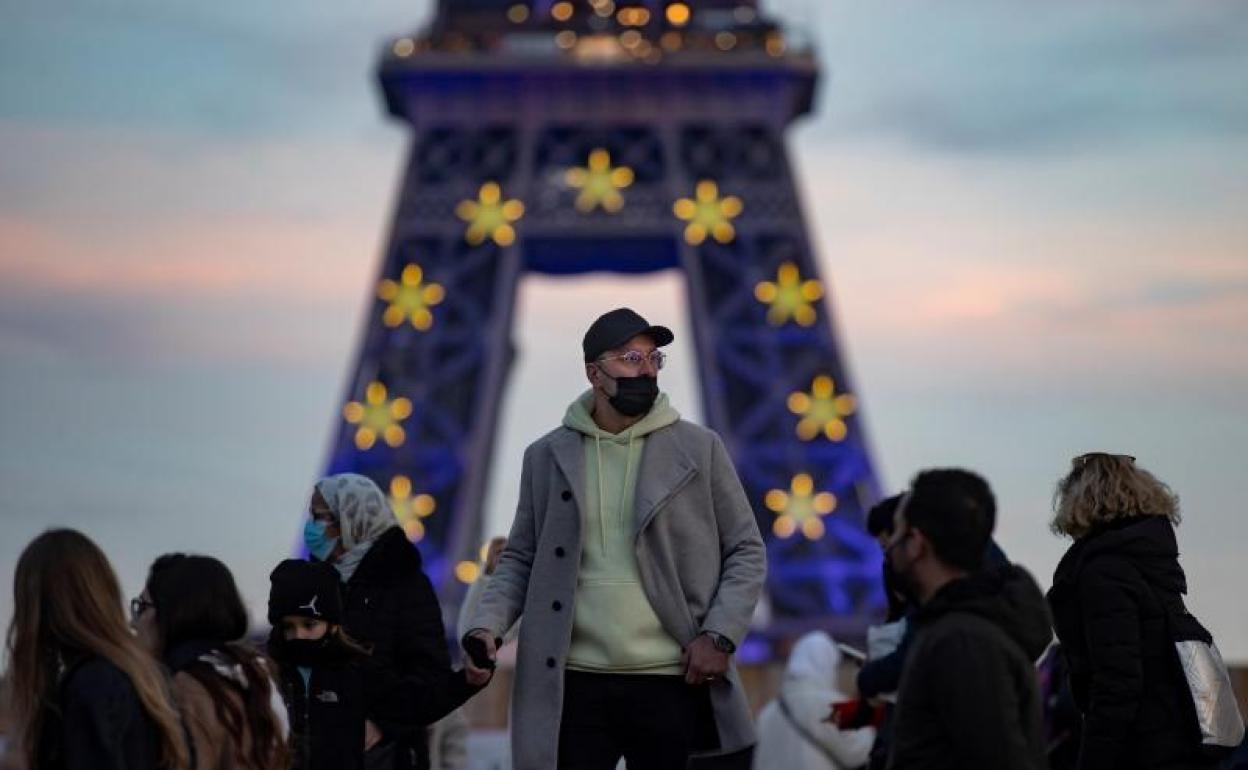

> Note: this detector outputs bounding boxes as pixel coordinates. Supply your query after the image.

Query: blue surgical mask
[303,519,339,562]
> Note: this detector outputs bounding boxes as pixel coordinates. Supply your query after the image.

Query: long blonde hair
[1051,453,1180,539]
[4,529,190,769]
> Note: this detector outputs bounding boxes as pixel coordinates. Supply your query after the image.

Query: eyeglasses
[130,597,155,620]
[597,349,666,370]
[1073,452,1136,468]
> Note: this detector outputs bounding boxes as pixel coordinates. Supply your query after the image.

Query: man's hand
[462,629,497,685]
[682,634,730,685]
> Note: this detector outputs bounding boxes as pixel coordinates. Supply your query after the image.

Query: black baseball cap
[582,308,674,363]
[268,559,343,625]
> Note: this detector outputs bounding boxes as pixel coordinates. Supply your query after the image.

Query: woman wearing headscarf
[301,473,489,770]
[753,631,876,770]
[1047,452,1223,770]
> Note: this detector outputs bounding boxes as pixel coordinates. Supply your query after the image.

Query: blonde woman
[1046,453,1218,770]
[5,529,189,770]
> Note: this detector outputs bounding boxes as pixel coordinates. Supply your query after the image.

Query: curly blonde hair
[1051,453,1180,539]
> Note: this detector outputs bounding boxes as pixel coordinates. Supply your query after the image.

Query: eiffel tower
[323,0,884,642]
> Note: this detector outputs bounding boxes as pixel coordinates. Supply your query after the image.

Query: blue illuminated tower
[324,0,884,640]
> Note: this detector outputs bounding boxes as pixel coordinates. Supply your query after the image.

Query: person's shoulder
[915,613,1007,657]
[664,419,723,452]
[1077,550,1146,588]
[170,668,228,717]
[63,656,136,700]
[358,526,425,583]
[525,426,576,454]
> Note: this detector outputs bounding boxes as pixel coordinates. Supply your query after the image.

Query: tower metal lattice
[323,0,884,646]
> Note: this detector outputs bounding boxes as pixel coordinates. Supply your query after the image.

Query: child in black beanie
[267,559,482,770]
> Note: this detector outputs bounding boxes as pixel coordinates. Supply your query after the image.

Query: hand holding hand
[463,630,497,685]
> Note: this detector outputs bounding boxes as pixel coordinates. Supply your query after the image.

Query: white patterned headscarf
[314,473,398,582]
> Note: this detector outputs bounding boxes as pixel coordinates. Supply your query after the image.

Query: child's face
[281,615,330,641]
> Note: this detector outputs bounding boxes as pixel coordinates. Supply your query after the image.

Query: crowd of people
[3,307,1245,770]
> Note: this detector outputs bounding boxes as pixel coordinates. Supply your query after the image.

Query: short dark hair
[905,469,996,572]
[145,553,249,652]
[866,494,904,537]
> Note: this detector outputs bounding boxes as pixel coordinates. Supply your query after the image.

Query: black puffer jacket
[1047,516,1219,770]
[37,655,163,770]
[889,565,1053,770]
[341,526,461,770]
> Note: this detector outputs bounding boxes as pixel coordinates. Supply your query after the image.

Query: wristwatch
[702,631,736,654]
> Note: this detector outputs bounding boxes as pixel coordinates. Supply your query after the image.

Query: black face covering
[886,531,921,605]
[601,371,659,417]
[283,637,330,667]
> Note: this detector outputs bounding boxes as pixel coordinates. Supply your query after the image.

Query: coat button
[561,490,572,501]
[555,547,565,558]
[552,601,562,611]
[546,657,556,668]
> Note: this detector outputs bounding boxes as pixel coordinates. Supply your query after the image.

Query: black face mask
[283,637,330,667]
[885,530,920,604]
[600,370,659,417]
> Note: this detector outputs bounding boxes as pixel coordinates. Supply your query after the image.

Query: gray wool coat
[468,418,767,769]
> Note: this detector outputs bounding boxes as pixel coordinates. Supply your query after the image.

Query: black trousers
[557,670,750,770]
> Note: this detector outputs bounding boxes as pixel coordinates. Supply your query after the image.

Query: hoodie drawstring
[594,432,636,556]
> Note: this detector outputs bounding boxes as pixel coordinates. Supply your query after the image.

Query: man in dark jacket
[885,469,1052,770]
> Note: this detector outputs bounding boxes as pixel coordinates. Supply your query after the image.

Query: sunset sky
[2,1,1246,658]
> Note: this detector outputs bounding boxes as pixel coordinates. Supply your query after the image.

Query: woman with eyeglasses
[1046,453,1220,770]
[4,529,190,770]
[133,553,290,770]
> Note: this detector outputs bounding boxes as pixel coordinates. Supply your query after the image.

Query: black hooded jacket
[1047,516,1218,770]
[339,526,470,770]
[888,564,1053,770]
[343,526,450,679]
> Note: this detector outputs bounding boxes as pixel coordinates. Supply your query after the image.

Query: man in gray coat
[464,307,767,770]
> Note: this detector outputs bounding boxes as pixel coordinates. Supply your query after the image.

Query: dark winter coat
[272,640,476,770]
[888,564,1052,770]
[1047,515,1219,770]
[339,526,463,770]
[37,655,163,770]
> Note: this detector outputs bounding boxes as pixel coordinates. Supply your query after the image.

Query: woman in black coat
[1047,452,1220,770]
[4,529,189,770]
[303,473,489,770]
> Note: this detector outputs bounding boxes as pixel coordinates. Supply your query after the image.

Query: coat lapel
[548,427,589,521]
[633,426,698,539]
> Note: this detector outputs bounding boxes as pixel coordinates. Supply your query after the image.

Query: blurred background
[1,0,1246,680]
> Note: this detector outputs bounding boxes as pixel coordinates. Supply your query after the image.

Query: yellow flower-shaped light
[454,560,481,584]
[455,182,524,246]
[565,148,635,213]
[342,381,412,450]
[389,475,436,542]
[672,180,743,245]
[787,375,857,442]
[754,261,823,326]
[765,473,838,540]
[377,264,445,331]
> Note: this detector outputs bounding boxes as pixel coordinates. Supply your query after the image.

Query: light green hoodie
[561,389,685,674]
